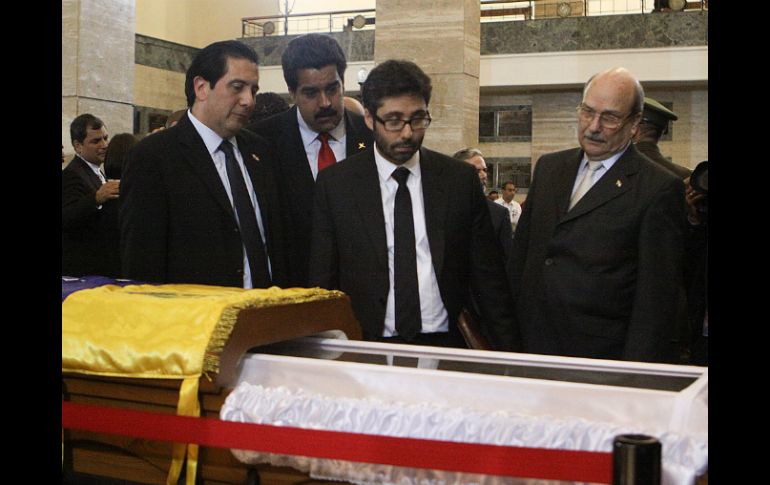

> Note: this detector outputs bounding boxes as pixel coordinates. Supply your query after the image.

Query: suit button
[378,297,386,306]
[544,258,554,266]
[234,227,240,233]
[236,268,243,274]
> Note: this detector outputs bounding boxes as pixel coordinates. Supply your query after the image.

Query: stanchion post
[612,434,661,485]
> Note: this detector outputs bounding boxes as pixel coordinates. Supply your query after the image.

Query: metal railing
[241,1,707,38]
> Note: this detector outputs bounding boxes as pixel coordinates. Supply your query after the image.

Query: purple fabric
[61,276,140,302]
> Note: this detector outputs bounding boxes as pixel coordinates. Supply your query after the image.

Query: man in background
[496,181,522,234]
[62,114,120,276]
[633,96,692,179]
[453,147,513,261]
[246,33,373,286]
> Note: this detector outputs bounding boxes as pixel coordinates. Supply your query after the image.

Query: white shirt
[570,144,629,198]
[297,109,347,180]
[373,144,449,337]
[495,198,522,228]
[188,110,271,289]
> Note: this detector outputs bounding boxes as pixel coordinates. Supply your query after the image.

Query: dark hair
[70,114,104,144]
[103,133,138,179]
[502,181,516,190]
[362,60,432,116]
[185,40,259,107]
[281,34,347,92]
[250,92,290,123]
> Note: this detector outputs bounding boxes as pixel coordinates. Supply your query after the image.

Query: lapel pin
[616,180,622,187]
[358,142,366,150]
[251,154,260,162]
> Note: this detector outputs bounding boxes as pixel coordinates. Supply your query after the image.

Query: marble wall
[62,0,135,154]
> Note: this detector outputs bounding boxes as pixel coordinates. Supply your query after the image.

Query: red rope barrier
[62,400,612,483]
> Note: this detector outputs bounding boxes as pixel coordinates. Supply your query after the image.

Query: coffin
[62,280,707,485]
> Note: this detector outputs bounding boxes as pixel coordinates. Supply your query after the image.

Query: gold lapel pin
[251,154,260,162]
[358,142,366,150]
[616,180,622,187]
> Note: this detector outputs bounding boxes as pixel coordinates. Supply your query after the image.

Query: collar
[581,142,630,171]
[374,143,421,184]
[297,108,346,149]
[188,109,239,155]
[76,154,102,173]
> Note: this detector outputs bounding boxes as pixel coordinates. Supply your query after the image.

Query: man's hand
[95,179,120,205]
[684,177,706,225]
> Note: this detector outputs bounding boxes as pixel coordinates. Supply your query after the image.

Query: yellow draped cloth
[62,283,344,485]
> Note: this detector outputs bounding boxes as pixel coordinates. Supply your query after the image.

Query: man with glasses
[508,67,686,363]
[309,60,517,351]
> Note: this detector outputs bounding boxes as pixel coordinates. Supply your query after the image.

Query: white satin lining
[221,380,707,485]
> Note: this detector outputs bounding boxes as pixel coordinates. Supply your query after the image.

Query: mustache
[583,132,605,143]
[316,108,338,119]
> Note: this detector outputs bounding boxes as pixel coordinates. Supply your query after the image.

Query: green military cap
[641,97,678,133]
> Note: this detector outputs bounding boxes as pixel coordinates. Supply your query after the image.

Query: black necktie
[392,167,422,341]
[219,140,271,288]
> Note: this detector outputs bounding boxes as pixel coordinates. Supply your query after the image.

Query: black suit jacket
[508,144,686,362]
[62,156,117,276]
[120,113,289,287]
[309,147,517,350]
[246,106,373,286]
[487,199,513,262]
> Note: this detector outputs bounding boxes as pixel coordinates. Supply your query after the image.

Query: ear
[364,108,374,131]
[288,88,297,105]
[72,141,82,155]
[193,76,210,103]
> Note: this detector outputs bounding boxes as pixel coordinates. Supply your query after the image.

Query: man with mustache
[120,41,289,288]
[508,67,686,363]
[246,34,373,286]
[309,60,517,350]
[62,114,120,276]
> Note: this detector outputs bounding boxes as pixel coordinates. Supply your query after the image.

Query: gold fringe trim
[201,287,346,374]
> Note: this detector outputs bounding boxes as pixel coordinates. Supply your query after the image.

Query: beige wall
[135,1,376,48]
[134,65,187,112]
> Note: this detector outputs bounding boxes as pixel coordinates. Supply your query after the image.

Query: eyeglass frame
[575,103,639,130]
[372,112,432,132]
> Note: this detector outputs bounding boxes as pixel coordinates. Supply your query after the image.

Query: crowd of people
[62,34,707,365]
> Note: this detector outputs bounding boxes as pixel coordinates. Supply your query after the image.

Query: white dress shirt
[373,145,449,337]
[188,110,271,288]
[297,109,347,180]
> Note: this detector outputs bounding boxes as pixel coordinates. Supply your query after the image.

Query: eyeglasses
[373,113,432,132]
[576,104,636,130]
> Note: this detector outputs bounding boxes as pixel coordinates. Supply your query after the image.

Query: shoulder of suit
[246,108,293,136]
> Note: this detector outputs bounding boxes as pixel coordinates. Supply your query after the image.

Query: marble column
[374,0,480,155]
[62,0,135,155]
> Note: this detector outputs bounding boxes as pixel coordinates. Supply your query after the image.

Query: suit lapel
[284,107,315,186]
[561,146,638,223]
[554,149,583,218]
[175,115,236,219]
[73,156,103,191]
[419,149,447,280]
[238,136,271,235]
[344,110,370,157]
[351,150,388,270]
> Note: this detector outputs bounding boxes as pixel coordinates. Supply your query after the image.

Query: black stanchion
[612,434,661,485]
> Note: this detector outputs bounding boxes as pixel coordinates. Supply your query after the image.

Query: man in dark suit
[309,60,516,350]
[62,114,121,276]
[120,40,288,288]
[246,34,373,286]
[452,147,513,262]
[508,67,686,363]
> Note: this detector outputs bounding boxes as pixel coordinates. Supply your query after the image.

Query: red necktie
[317,132,336,172]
